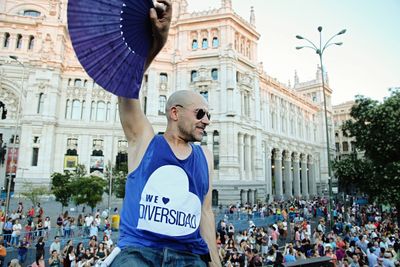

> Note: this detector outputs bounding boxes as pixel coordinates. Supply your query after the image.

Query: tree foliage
[337,89,400,212]
[70,175,107,211]
[20,180,49,207]
[51,172,73,209]
[104,161,128,198]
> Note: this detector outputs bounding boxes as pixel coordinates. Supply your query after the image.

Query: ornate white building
[0,0,336,205]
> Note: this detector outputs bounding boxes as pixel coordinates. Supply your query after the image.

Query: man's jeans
[110,246,207,267]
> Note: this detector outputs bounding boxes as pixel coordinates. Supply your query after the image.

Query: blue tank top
[118,135,210,255]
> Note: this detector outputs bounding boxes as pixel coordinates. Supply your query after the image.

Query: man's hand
[145,0,172,69]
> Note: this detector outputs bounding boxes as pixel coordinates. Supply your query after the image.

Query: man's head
[166,90,210,142]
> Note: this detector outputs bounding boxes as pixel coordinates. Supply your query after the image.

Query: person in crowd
[16,237,29,264]
[31,252,45,267]
[35,236,45,259]
[49,250,63,267]
[50,236,61,255]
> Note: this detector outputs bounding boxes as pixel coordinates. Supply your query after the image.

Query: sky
[187,0,400,105]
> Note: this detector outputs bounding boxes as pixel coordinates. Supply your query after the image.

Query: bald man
[109,1,220,266]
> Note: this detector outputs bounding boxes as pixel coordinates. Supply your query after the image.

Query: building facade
[0,0,336,205]
[333,101,358,160]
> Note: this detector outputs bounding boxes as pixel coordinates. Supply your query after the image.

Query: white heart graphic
[137,165,201,236]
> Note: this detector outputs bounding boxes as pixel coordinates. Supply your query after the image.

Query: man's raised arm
[118,0,172,144]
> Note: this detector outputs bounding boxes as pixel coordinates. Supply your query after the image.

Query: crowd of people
[0,197,399,266]
[215,198,400,267]
[0,202,117,267]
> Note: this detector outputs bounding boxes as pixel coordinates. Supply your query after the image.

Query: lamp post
[296,26,346,228]
[5,55,25,220]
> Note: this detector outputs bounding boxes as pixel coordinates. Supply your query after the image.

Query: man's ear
[169,106,179,121]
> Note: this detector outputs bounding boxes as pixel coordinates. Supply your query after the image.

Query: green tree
[338,89,400,223]
[103,161,128,198]
[70,175,107,211]
[113,161,128,198]
[20,180,49,207]
[51,172,73,211]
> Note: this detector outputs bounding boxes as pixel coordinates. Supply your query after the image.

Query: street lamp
[5,55,26,220]
[296,26,346,228]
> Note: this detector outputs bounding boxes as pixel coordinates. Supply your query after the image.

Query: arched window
[3,33,10,48]
[96,101,106,121]
[23,10,41,17]
[81,100,86,120]
[106,102,111,121]
[115,103,120,122]
[200,91,208,102]
[211,68,218,80]
[90,101,96,121]
[159,73,168,83]
[202,38,208,49]
[37,93,44,114]
[201,131,207,146]
[71,100,81,120]
[212,37,219,48]
[158,95,166,115]
[74,79,82,87]
[28,35,34,50]
[190,70,198,82]
[16,34,22,49]
[192,39,198,50]
[65,99,71,119]
[213,131,220,170]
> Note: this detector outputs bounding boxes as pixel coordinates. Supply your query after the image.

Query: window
[71,100,81,120]
[213,131,219,170]
[201,131,207,146]
[65,100,71,119]
[90,101,96,120]
[81,100,86,119]
[67,138,78,147]
[212,37,219,48]
[3,33,10,48]
[351,141,356,152]
[159,95,166,115]
[190,70,198,82]
[160,73,168,83]
[31,147,39,166]
[96,101,106,121]
[74,79,82,87]
[106,102,111,121]
[37,93,44,114]
[28,35,34,50]
[342,141,349,152]
[192,39,198,50]
[200,91,208,102]
[202,38,208,49]
[23,10,41,17]
[336,142,340,152]
[16,34,22,49]
[143,97,147,115]
[211,68,218,80]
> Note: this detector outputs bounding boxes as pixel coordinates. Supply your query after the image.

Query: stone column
[238,133,244,180]
[245,135,251,180]
[293,153,301,198]
[309,157,317,196]
[248,190,254,206]
[265,147,272,202]
[274,149,283,200]
[301,156,309,199]
[241,189,248,205]
[284,152,292,199]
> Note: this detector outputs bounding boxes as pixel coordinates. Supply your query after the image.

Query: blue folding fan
[67,0,155,98]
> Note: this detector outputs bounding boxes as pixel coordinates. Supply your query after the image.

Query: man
[49,236,61,255]
[109,1,220,266]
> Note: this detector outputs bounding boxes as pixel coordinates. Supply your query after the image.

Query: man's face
[176,100,210,142]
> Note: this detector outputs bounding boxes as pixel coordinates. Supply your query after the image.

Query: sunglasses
[176,105,211,120]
